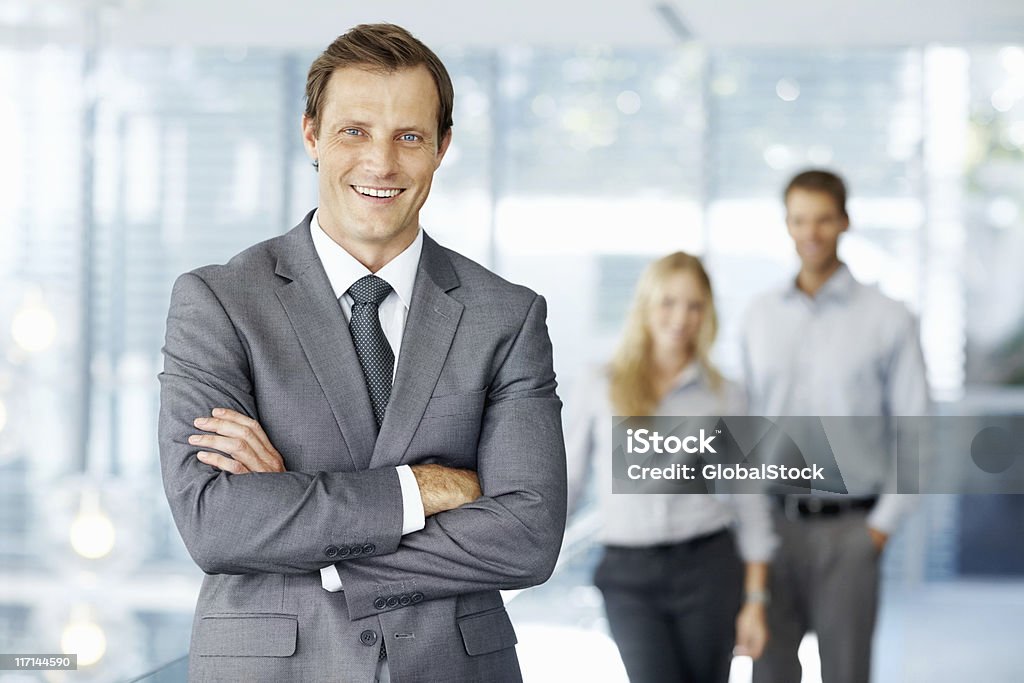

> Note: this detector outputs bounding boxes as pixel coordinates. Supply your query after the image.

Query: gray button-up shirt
[565,363,777,562]
[739,264,930,533]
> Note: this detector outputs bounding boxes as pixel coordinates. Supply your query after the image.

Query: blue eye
[342,128,362,136]
[399,133,420,142]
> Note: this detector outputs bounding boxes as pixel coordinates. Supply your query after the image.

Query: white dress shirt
[310,210,426,592]
[739,263,930,533]
[564,363,777,562]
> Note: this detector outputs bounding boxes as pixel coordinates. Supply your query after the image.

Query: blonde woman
[564,252,775,683]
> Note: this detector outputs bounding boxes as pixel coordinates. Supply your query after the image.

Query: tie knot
[347,275,393,306]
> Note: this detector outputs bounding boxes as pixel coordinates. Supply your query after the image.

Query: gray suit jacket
[158,211,567,682]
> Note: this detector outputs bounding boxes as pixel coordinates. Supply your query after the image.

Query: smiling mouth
[352,185,405,199]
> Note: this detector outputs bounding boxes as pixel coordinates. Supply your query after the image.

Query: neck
[652,347,692,378]
[322,225,417,274]
[796,258,842,297]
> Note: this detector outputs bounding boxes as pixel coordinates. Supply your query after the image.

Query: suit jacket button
[410,592,424,604]
[339,546,351,558]
[374,597,387,610]
[399,595,411,606]
[350,545,363,556]
[386,596,399,608]
[362,543,375,555]
[324,545,339,558]
[360,630,378,646]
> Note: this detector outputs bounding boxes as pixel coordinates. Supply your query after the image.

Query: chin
[351,222,406,242]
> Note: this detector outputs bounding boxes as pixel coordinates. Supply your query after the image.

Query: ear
[839,214,850,233]
[301,114,318,163]
[434,130,452,168]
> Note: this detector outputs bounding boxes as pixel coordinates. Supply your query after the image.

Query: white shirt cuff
[320,466,425,593]
[320,564,343,592]
[397,464,426,534]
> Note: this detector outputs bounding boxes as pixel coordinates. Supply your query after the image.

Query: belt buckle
[806,497,825,515]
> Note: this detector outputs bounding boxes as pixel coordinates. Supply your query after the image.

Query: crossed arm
[190,409,480,517]
[159,273,567,619]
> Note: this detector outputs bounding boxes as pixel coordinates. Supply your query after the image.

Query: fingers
[190,409,285,473]
[188,432,260,468]
[209,408,280,457]
[735,608,769,660]
[196,450,251,475]
[194,409,276,456]
[738,631,766,660]
[747,633,767,660]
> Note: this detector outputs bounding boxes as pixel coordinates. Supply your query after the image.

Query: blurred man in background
[741,169,929,683]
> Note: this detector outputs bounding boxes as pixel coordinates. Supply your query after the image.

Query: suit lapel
[370,235,463,469]
[273,216,378,471]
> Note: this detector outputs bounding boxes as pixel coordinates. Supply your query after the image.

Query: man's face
[785,188,848,273]
[302,65,450,256]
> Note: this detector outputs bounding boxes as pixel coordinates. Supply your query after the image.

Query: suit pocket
[195,613,297,657]
[457,607,518,656]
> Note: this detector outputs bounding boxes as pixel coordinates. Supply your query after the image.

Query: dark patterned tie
[348,275,393,662]
[346,275,394,428]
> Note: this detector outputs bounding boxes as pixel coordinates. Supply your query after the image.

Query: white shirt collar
[309,209,422,308]
[785,262,856,302]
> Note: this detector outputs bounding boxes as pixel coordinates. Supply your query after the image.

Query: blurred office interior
[2,0,1024,681]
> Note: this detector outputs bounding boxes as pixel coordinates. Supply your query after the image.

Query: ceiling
[2,0,1024,48]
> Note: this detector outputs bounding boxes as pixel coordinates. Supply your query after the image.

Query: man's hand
[410,464,481,517]
[735,601,769,660]
[867,526,889,553]
[190,408,286,474]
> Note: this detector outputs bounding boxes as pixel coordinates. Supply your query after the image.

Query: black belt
[604,528,730,554]
[776,496,878,519]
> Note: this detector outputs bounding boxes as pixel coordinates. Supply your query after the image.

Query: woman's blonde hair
[608,252,722,416]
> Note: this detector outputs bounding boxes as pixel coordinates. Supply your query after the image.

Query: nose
[362,139,398,178]
[668,303,688,327]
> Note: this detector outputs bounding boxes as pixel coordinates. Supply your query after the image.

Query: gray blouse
[564,363,777,562]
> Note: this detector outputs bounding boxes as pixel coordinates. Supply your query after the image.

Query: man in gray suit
[158,24,567,683]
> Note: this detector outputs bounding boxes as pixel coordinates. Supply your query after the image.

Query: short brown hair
[784,169,848,218]
[304,23,454,142]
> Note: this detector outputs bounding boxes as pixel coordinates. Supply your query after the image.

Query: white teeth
[354,186,402,198]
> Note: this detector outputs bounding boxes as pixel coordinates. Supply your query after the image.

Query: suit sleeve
[158,272,406,575]
[334,293,568,620]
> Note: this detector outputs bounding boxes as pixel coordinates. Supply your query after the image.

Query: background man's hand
[190,408,286,474]
[735,601,769,660]
[868,526,889,553]
[410,464,481,517]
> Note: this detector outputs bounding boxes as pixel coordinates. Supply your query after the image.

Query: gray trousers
[752,510,881,683]
[594,530,743,683]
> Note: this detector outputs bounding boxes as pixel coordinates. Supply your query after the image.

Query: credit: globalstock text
[624,428,825,481]
[626,462,826,481]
